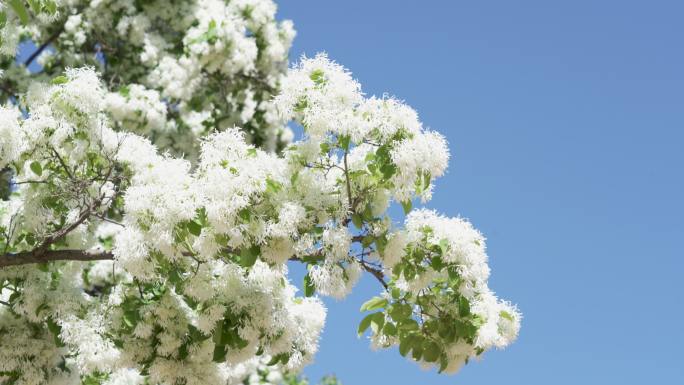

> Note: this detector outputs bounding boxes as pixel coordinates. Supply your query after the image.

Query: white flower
[59,313,121,373]
[104,368,145,385]
[382,231,408,269]
[105,84,169,134]
[310,260,361,299]
[391,130,449,201]
[0,106,23,169]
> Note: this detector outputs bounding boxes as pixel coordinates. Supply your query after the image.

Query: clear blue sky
[278,1,684,384]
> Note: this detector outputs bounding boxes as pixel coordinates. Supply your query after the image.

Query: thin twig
[358,259,389,290]
[51,148,75,181]
[24,25,64,68]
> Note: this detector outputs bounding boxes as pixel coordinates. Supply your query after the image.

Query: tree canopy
[0,1,520,385]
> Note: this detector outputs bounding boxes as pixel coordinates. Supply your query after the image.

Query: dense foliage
[0,1,520,385]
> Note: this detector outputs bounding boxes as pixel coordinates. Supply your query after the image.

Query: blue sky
[278,1,684,384]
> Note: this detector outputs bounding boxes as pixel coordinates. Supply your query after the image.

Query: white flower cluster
[0,5,521,382]
[2,0,296,155]
[0,106,24,169]
[272,55,520,375]
[309,225,361,299]
[275,54,449,202]
[104,84,170,134]
[404,210,492,296]
[0,68,328,385]
[379,209,520,373]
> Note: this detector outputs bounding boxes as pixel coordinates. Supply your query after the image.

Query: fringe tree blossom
[1,0,295,154]
[0,2,520,384]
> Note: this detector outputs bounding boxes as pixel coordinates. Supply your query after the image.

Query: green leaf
[51,75,68,85]
[30,161,42,176]
[423,341,441,362]
[290,170,299,185]
[401,200,412,215]
[380,163,397,179]
[403,264,416,281]
[0,11,7,29]
[44,0,57,14]
[186,221,202,236]
[25,232,36,246]
[398,319,419,331]
[458,297,471,317]
[500,310,514,321]
[319,142,331,154]
[9,0,29,25]
[188,325,211,342]
[360,296,388,312]
[239,245,260,268]
[370,312,385,333]
[212,344,227,362]
[375,234,387,254]
[178,343,189,360]
[338,135,351,151]
[430,255,444,271]
[361,235,373,248]
[8,291,20,304]
[212,321,224,345]
[415,170,431,195]
[27,0,40,13]
[351,213,363,229]
[265,178,282,194]
[46,317,65,347]
[303,273,315,297]
[81,372,109,385]
[362,204,373,221]
[118,85,130,97]
[35,303,48,316]
[190,19,219,44]
[411,337,424,360]
[383,322,397,336]
[438,356,449,373]
[438,319,453,340]
[357,313,375,336]
[267,352,291,366]
[399,336,412,356]
[123,310,139,329]
[438,238,449,256]
[389,303,412,321]
[309,69,326,86]
[238,208,251,222]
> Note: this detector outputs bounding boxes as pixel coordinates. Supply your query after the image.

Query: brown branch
[51,148,75,181]
[0,249,113,268]
[24,25,64,68]
[289,253,389,291]
[351,235,365,243]
[36,203,96,253]
[358,259,388,290]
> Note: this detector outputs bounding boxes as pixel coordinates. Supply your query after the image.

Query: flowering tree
[0,1,521,385]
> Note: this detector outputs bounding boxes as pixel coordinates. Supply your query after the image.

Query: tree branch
[358,259,388,290]
[289,253,389,291]
[0,249,113,268]
[24,25,64,68]
[35,201,97,253]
